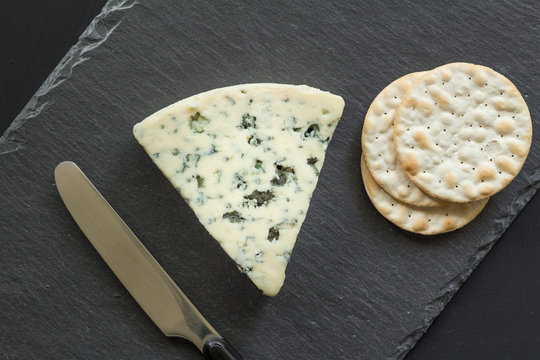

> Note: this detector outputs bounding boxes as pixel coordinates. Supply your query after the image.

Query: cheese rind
[133,84,345,296]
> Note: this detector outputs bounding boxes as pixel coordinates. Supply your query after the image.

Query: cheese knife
[54,161,242,360]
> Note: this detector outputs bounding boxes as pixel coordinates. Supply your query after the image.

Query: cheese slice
[133,84,344,296]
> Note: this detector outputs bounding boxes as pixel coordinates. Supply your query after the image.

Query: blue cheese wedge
[133,84,344,296]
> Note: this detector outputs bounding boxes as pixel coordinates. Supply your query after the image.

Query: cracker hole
[460,161,464,164]
[451,112,455,115]
[407,128,410,131]
[501,135,504,138]
[467,94,471,97]
[480,148,483,151]
[434,102,438,105]
[423,170,426,173]
[445,213,448,217]
[512,116,515,119]
[408,214,411,218]
[490,158,493,161]
[375,137,378,139]
[479,125,482,128]
[455,185,459,188]
[425,90,428,94]
[379,154,382,157]
[386,169,389,172]
[391,203,394,206]
[481,180,484,182]
[438,180,442,183]
[516,134,520,138]
[484,104,488,106]
[485,83,488,86]
[468,77,472,80]
[499,171,502,174]
[427,126,430,129]
[442,82,445,85]
[497,114,500,117]
[436,143,439,146]
[472,167,475,170]
[469,124,472,127]
[407,184,410,188]
[394,96,398,99]
[384,112,387,115]
[511,154,515,157]
[428,219,431,222]
[500,92,503,95]
[443,128,447,131]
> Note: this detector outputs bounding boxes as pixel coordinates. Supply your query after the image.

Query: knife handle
[203,337,243,360]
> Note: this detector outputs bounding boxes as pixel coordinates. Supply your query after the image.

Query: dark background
[1,1,539,359]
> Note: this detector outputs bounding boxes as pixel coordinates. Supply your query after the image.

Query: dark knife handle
[203,337,243,360]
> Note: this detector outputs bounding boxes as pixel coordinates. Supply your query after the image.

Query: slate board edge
[391,166,540,359]
[0,0,136,154]
[2,1,539,359]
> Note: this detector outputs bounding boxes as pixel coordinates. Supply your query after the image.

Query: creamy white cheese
[133,84,344,296]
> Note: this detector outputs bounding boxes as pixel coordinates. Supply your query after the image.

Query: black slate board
[1,1,539,359]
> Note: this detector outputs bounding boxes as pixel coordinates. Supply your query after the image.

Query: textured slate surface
[1,1,539,359]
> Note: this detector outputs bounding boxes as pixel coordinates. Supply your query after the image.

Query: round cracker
[362,72,445,207]
[361,154,488,235]
[394,62,532,202]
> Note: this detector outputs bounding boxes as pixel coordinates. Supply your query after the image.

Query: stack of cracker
[361,62,532,235]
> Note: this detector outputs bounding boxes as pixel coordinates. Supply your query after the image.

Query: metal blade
[54,161,219,351]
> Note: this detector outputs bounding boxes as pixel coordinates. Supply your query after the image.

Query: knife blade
[54,161,242,360]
